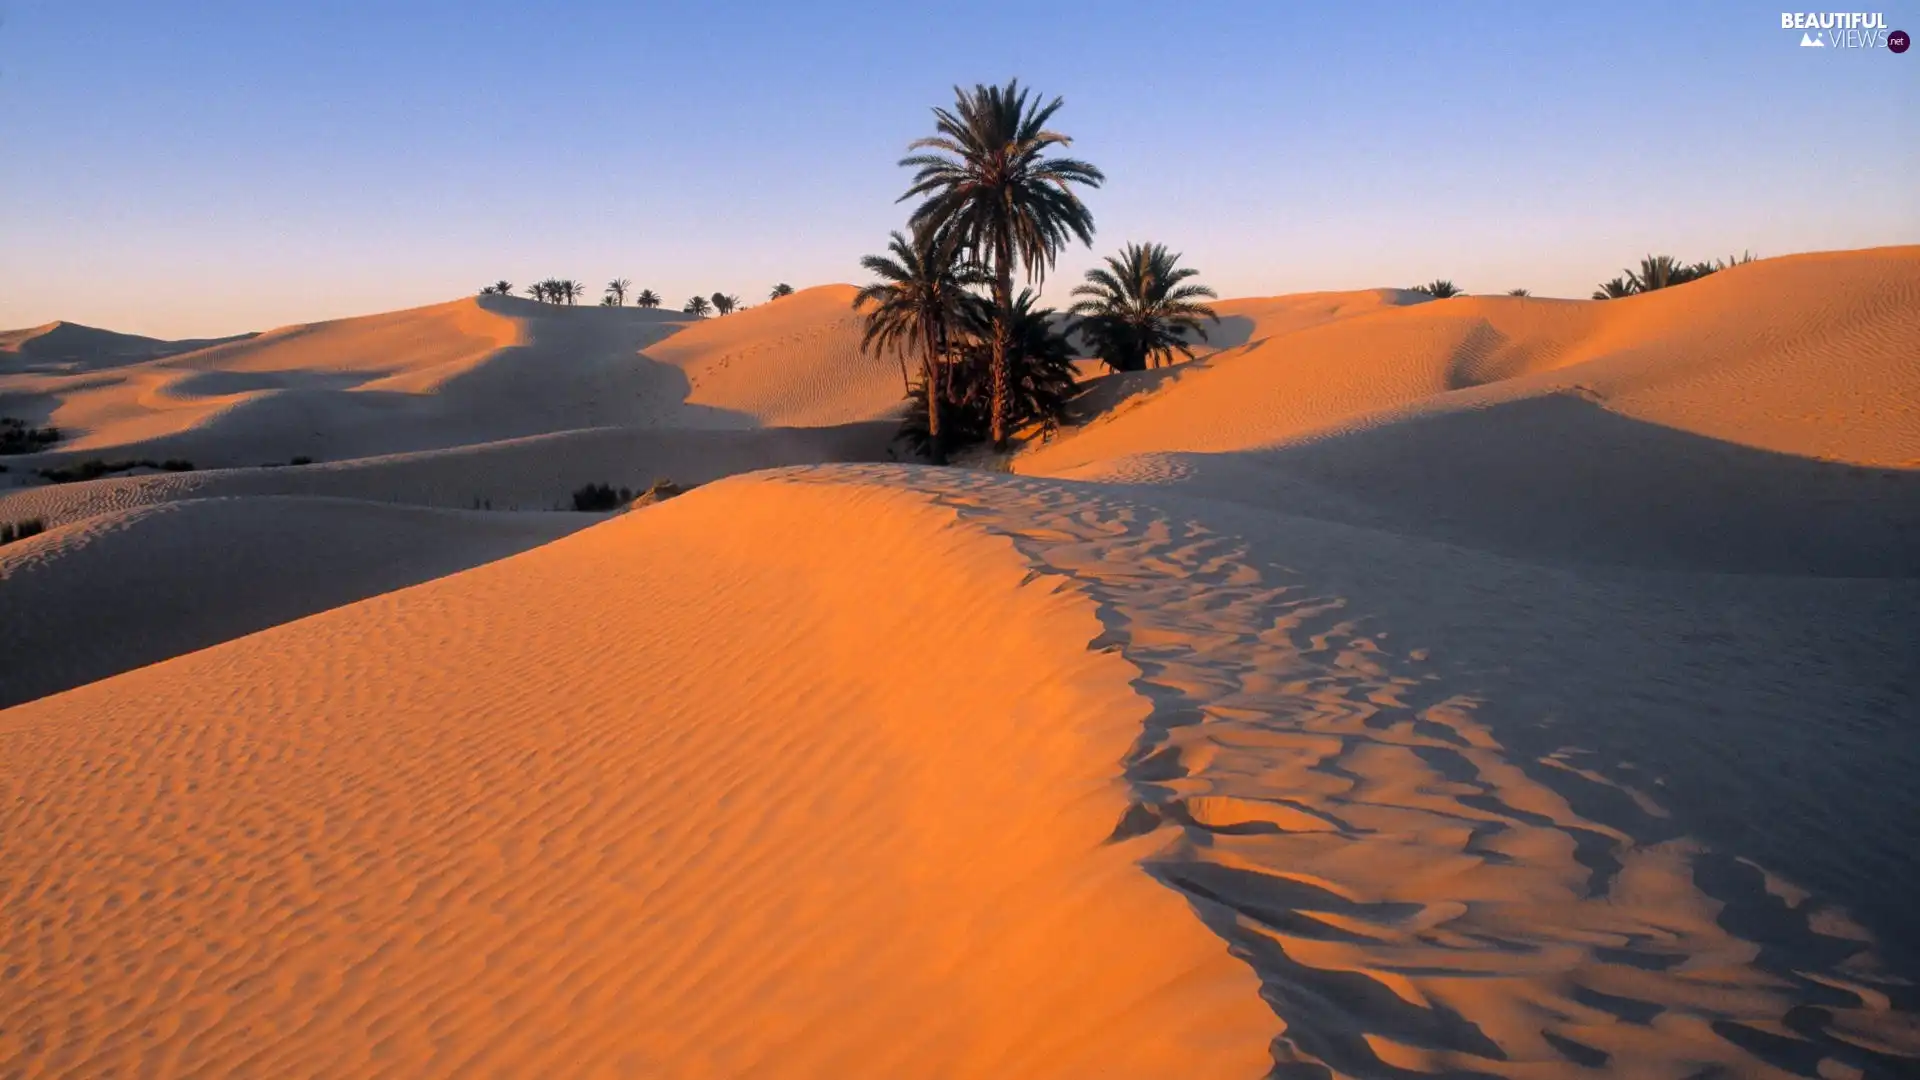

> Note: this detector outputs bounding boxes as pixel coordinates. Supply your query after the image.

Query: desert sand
[2,246,1916,1077]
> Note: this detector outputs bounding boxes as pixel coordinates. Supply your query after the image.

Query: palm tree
[899,79,1104,449]
[494,280,513,297]
[1507,288,1531,297]
[1411,279,1463,298]
[560,279,584,305]
[901,287,1074,455]
[635,289,661,309]
[480,284,498,295]
[711,292,738,316]
[1627,255,1692,293]
[605,278,630,306]
[1069,242,1219,372]
[769,283,795,301]
[1591,276,1635,300]
[683,296,712,317]
[853,227,990,464]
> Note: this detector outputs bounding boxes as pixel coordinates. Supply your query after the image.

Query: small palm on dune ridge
[899,79,1104,449]
[1410,279,1463,299]
[683,295,712,317]
[769,283,795,301]
[480,280,514,297]
[711,293,739,316]
[635,289,661,309]
[1069,242,1219,373]
[605,279,630,306]
[854,226,991,465]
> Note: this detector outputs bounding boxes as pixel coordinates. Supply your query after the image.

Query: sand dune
[643,284,911,426]
[0,496,588,709]
[0,475,1274,1078]
[3,246,1916,1077]
[0,288,903,473]
[0,320,252,376]
[1027,247,1920,478]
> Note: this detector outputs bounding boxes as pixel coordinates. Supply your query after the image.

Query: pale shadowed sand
[2,247,1916,1077]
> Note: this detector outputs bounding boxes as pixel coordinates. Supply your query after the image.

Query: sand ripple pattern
[794,465,1920,1079]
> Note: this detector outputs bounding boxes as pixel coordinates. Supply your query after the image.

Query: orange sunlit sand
[3,247,1917,1077]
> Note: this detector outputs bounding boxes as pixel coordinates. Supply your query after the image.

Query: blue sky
[2,1,1915,337]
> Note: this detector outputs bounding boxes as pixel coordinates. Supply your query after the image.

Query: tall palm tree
[635,289,661,309]
[605,278,630,306]
[1069,242,1219,372]
[769,283,795,300]
[711,292,738,316]
[683,296,712,317]
[561,279,584,305]
[853,227,990,464]
[899,79,1104,449]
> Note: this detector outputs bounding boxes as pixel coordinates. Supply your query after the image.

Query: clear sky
[3,1,1915,338]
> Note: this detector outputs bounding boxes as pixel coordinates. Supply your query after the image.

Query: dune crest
[0,474,1273,1079]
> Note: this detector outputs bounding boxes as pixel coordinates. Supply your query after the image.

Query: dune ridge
[0,473,1273,1078]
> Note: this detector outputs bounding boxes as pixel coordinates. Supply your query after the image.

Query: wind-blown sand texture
[3,246,1917,1077]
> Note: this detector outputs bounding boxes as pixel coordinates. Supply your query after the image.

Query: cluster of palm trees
[855,80,1219,463]
[482,279,798,315]
[1591,252,1756,299]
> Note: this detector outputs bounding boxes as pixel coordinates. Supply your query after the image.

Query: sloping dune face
[1028,247,1920,475]
[1026,247,1920,574]
[0,496,589,709]
[641,285,908,427]
[1,289,906,472]
[0,473,1273,1079]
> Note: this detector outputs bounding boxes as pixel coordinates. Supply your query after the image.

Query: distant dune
[2,247,1916,1077]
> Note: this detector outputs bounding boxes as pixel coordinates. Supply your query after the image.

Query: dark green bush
[571,482,634,512]
[0,417,60,455]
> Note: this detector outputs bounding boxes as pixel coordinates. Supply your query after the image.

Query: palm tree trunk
[922,324,945,466]
[989,237,1014,451]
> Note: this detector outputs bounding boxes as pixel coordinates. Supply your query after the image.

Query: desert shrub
[0,518,47,546]
[1409,280,1463,298]
[571,482,633,512]
[1,417,60,455]
[36,458,195,484]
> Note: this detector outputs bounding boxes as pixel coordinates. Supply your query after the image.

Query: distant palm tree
[480,284,498,295]
[1507,288,1531,297]
[1411,279,1463,298]
[635,289,661,309]
[1627,255,1692,293]
[1070,242,1219,372]
[605,278,631,306]
[1591,276,1636,300]
[683,296,712,317]
[900,79,1104,449]
[600,295,618,307]
[854,226,991,463]
[711,292,739,316]
[561,279,585,305]
[769,283,795,300]
[494,280,513,296]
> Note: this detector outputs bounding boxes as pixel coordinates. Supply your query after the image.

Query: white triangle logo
[1801,31,1825,45]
